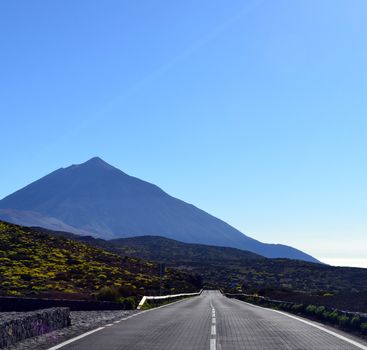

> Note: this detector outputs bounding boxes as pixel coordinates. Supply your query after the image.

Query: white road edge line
[234,299,367,350]
[46,295,201,350]
[47,327,105,350]
[210,338,216,350]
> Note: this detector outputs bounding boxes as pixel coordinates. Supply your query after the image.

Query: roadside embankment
[225,293,367,337]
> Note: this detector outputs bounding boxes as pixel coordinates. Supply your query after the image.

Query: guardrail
[137,289,203,310]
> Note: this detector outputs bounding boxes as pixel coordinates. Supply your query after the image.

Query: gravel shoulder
[3,310,139,350]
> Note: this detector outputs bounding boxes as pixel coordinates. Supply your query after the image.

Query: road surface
[49,290,367,350]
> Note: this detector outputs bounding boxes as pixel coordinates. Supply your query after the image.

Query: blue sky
[1,0,366,267]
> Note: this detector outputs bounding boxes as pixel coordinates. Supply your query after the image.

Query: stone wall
[0,308,70,348]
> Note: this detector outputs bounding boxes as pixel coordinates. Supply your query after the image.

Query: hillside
[34,228,367,300]
[109,235,263,264]
[0,157,318,262]
[0,221,201,300]
[107,236,367,312]
[106,236,367,297]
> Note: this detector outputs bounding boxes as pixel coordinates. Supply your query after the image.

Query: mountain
[0,157,318,262]
[0,221,201,301]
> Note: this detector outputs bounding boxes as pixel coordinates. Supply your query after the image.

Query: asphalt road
[50,290,367,350]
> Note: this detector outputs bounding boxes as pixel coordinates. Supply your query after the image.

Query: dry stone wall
[0,307,70,348]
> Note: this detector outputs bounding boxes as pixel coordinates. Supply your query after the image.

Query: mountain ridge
[0,157,319,262]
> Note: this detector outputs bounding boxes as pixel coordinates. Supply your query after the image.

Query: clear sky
[1,1,366,267]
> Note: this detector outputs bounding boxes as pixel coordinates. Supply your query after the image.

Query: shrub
[96,286,120,302]
[118,285,135,297]
[141,300,153,310]
[337,315,349,327]
[284,303,293,310]
[360,323,367,335]
[350,316,361,329]
[291,304,304,313]
[305,305,317,315]
[123,296,136,309]
[322,310,330,320]
[327,310,339,324]
[315,306,326,316]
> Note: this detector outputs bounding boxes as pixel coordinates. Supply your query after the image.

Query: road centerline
[210,297,217,350]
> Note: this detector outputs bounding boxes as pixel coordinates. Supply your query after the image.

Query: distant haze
[321,259,367,269]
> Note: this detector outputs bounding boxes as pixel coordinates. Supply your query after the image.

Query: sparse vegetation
[104,237,367,299]
[46,229,367,313]
[3,221,366,317]
[0,221,202,301]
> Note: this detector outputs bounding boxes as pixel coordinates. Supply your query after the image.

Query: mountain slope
[0,221,200,299]
[109,235,263,264]
[0,157,318,262]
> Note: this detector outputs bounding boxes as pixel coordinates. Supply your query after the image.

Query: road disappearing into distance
[49,291,367,350]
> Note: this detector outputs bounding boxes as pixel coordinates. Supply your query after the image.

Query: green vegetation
[95,286,136,308]
[291,303,303,313]
[0,221,201,300]
[350,315,361,329]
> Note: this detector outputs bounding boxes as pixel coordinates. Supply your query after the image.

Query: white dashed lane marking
[210,299,217,350]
